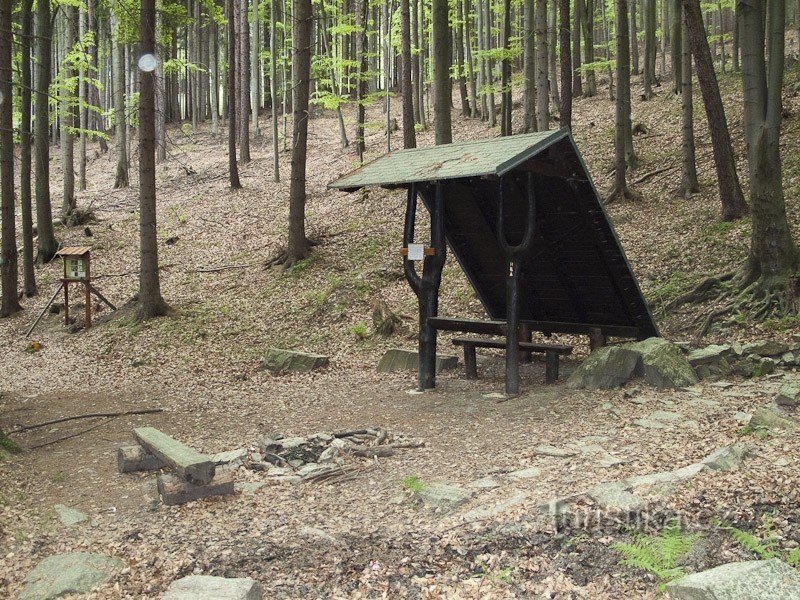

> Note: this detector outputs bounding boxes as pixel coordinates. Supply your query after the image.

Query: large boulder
[775,382,800,408]
[749,406,798,432]
[666,559,800,600]
[688,345,732,367]
[163,575,263,599]
[261,348,329,373]
[20,553,125,600]
[377,348,458,374]
[626,337,698,389]
[566,346,642,389]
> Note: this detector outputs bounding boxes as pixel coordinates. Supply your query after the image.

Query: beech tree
[431,0,451,144]
[20,0,36,296]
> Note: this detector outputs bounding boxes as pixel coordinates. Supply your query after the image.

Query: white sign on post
[407,244,425,261]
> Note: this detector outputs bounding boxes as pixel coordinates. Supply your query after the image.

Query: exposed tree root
[266,238,316,269]
[604,183,642,205]
[670,264,799,336]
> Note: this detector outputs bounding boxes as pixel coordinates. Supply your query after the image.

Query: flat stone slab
[163,575,263,600]
[461,492,529,522]
[742,341,793,357]
[418,483,474,510]
[298,526,344,546]
[688,345,732,366]
[702,444,751,471]
[625,463,706,491]
[666,559,800,600]
[20,553,124,600]
[468,476,502,490]
[377,348,458,374]
[53,504,87,527]
[234,482,265,494]
[633,418,669,430]
[588,482,646,512]
[212,448,248,465]
[261,348,329,373]
[533,445,578,458]
[508,466,541,480]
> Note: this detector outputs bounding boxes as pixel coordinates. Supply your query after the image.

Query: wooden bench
[451,337,573,384]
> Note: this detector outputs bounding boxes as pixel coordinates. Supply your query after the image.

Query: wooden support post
[63,282,70,325]
[520,323,533,363]
[463,344,478,378]
[589,327,607,350]
[84,259,92,329]
[545,350,559,383]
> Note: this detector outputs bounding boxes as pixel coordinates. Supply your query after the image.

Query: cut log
[156,470,235,506]
[350,445,396,458]
[117,444,165,473]
[133,427,215,485]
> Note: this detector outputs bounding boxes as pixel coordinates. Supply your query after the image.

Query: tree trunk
[286,0,312,265]
[671,0,682,94]
[113,10,129,189]
[78,8,87,191]
[739,0,798,276]
[35,0,58,263]
[558,0,572,129]
[679,16,699,197]
[548,0,559,108]
[464,0,478,118]
[88,0,107,153]
[239,0,251,162]
[137,0,169,320]
[0,0,21,317]
[630,0,639,75]
[401,0,417,147]
[432,0,452,143]
[456,0,470,117]
[682,0,747,220]
[582,0,596,96]
[211,22,220,136]
[20,0,36,295]
[355,0,368,158]
[251,0,261,137]
[524,0,537,131]
[411,0,422,124]
[643,0,656,98]
[535,0,549,129]
[270,0,281,178]
[572,0,583,97]
[500,0,513,135]
[228,0,242,188]
[61,6,77,218]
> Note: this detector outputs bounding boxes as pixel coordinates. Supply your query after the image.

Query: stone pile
[247,429,424,484]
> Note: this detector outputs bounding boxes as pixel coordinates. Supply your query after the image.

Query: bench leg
[545,351,559,384]
[463,345,478,379]
[520,324,533,363]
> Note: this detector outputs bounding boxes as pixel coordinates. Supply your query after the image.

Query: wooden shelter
[329,130,659,394]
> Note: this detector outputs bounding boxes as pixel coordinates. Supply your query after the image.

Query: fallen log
[133,427,215,485]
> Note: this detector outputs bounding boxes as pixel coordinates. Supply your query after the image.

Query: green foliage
[648,271,701,312]
[350,321,369,340]
[613,520,701,591]
[402,475,424,494]
[0,431,21,457]
[723,514,792,562]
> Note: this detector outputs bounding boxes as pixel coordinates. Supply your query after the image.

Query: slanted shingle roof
[328,130,566,191]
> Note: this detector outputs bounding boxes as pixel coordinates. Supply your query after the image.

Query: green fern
[613,520,701,591]
[787,548,800,568]
[725,526,776,559]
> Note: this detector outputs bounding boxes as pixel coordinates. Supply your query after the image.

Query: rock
[775,382,800,407]
[665,559,800,600]
[117,445,165,473]
[701,443,751,471]
[508,466,541,480]
[157,470,236,506]
[261,348,329,373]
[418,483,474,510]
[688,345,732,367]
[626,337,699,389]
[376,348,458,374]
[234,482,265,494]
[749,406,797,431]
[601,402,614,410]
[298,463,335,478]
[299,526,344,546]
[163,575,263,600]
[753,357,776,378]
[734,356,758,378]
[20,553,125,600]
[734,412,752,424]
[53,504,88,527]
[212,448,248,465]
[533,444,578,458]
[468,476,502,490]
[633,418,668,430]
[775,457,791,467]
[461,492,529,522]
[648,410,682,422]
[588,482,646,512]
[266,466,292,476]
[566,346,642,389]
[626,463,706,493]
[317,446,341,463]
[742,341,792,357]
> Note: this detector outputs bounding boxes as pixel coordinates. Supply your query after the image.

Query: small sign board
[65,257,87,280]
[407,244,425,261]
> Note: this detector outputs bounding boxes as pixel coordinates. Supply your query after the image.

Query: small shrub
[402,475,424,494]
[350,321,368,340]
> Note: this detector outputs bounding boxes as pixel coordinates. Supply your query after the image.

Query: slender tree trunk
[643,0,656,98]
[679,17,699,197]
[739,0,798,276]
[572,0,583,97]
[20,0,36,295]
[500,0,513,135]
[286,0,312,265]
[608,0,639,202]
[411,0,422,124]
[456,0,470,117]
[113,10,129,189]
[239,0,251,162]
[682,0,747,220]
[228,0,242,188]
[671,0,682,94]
[581,0,596,96]
[78,9,87,191]
[548,0,559,108]
[524,0,537,130]
[35,0,58,263]
[211,22,220,136]
[0,0,21,317]
[137,0,169,320]
[485,0,496,127]
[252,0,261,137]
[88,0,107,153]
[355,0,368,158]
[732,2,739,71]
[464,0,478,117]
[432,0,452,143]
[270,0,281,178]
[61,6,77,218]
[401,0,417,147]
[535,0,549,129]
[601,0,614,99]
[630,0,639,75]
[558,0,572,129]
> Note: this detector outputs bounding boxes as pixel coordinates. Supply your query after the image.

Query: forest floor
[2,57,800,598]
